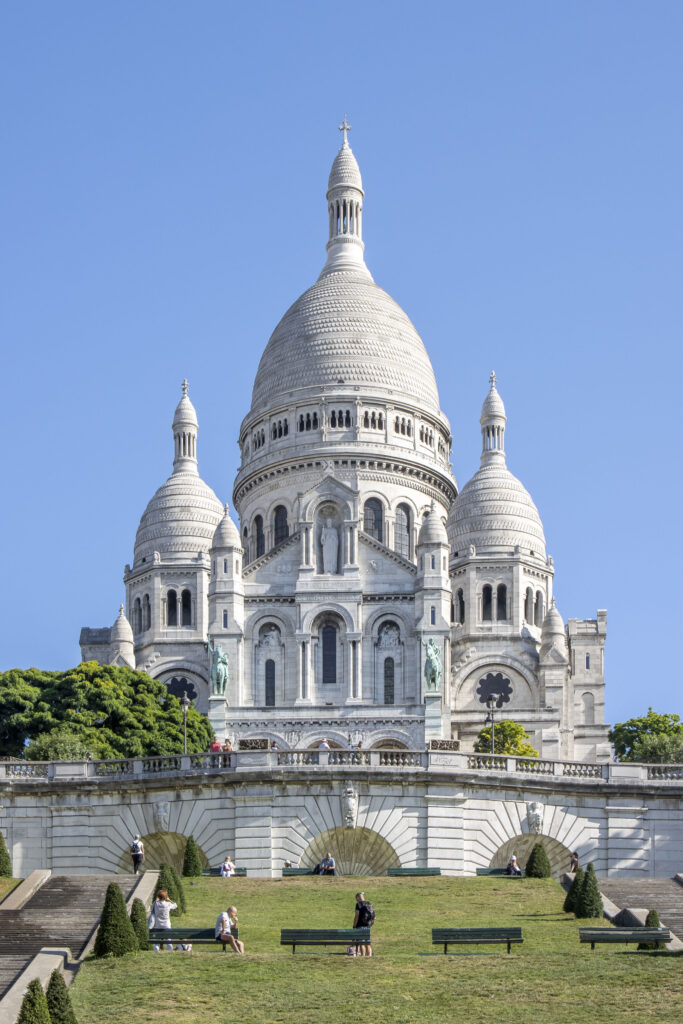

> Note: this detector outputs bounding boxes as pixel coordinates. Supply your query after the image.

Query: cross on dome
[182,378,189,397]
[338,116,352,145]
[489,370,497,388]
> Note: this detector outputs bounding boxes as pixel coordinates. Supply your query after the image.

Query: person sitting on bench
[215,906,244,953]
[220,855,235,877]
[506,855,522,876]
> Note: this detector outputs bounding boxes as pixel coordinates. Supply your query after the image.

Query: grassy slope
[0,878,20,903]
[71,876,683,1024]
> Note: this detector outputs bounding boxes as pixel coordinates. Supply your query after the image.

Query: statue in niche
[259,627,280,648]
[320,518,339,574]
[378,624,400,648]
[423,638,442,691]
[153,801,170,833]
[208,638,229,697]
[342,786,358,829]
[526,801,544,834]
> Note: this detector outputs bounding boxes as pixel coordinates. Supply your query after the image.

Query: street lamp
[180,691,191,755]
[485,695,500,755]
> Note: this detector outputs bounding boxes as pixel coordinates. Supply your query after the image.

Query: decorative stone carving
[378,624,400,648]
[342,786,358,829]
[153,801,170,833]
[208,639,229,696]
[526,801,544,834]
[321,519,339,574]
[259,627,280,648]
[423,638,442,690]
[285,730,302,748]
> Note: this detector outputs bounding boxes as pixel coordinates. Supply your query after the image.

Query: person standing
[130,834,144,874]
[353,891,375,956]
[215,905,244,953]
[570,851,580,873]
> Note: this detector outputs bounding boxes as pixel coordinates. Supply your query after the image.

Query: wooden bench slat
[579,927,671,950]
[280,928,370,952]
[201,867,247,876]
[282,868,312,875]
[431,926,523,955]
[475,868,525,877]
[387,868,441,876]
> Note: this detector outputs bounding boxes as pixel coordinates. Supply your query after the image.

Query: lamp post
[180,691,191,755]
[485,695,499,755]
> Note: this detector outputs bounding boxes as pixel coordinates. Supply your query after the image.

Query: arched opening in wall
[482,585,492,622]
[581,691,595,725]
[117,831,209,875]
[265,659,275,707]
[489,835,572,880]
[322,624,337,685]
[254,515,265,558]
[167,590,178,627]
[524,588,534,624]
[383,657,395,705]
[534,590,544,627]
[132,598,142,634]
[273,505,289,545]
[181,589,192,627]
[395,503,411,558]
[371,739,408,750]
[456,589,465,624]
[242,527,249,563]
[363,498,383,542]
[497,584,507,621]
[300,826,400,876]
[142,594,151,631]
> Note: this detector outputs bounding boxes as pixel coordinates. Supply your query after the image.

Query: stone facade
[80,130,610,761]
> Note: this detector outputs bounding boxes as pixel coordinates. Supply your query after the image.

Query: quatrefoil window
[476,672,512,707]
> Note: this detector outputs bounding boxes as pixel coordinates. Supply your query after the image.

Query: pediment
[358,532,417,578]
[243,530,301,579]
[299,472,358,519]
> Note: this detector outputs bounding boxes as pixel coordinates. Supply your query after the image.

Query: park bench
[148,927,231,950]
[280,928,371,954]
[432,927,523,955]
[579,927,671,951]
[475,867,525,877]
[387,867,441,876]
[201,867,247,876]
[282,867,312,876]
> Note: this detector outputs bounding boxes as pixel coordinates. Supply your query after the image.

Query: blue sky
[1,1,681,726]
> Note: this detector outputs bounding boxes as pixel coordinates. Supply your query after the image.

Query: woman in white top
[151,889,177,950]
[220,856,235,877]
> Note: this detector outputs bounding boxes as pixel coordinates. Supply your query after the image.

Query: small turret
[480,370,507,465]
[172,379,199,473]
[110,605,135,668]
[321,118,369,277]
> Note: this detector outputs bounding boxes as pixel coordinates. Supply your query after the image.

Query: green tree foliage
[46,968,78,1024]
[474,719,539,757]
[631,732,683,764]
[0,662,213,759]
[93,882,139,957]
[608,708,683,762]
[157,862,184,917]
[182,835,203,877]
[169,863,187,913]
[638,907,664,950]
[17,978,51,1024]
[575,863,603,919]
[0,830,12,877]
[525,841,552,878]
[563,865,584,913]
[129,897,150,951]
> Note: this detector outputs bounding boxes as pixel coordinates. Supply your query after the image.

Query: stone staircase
[598,877,683,939]
[0,959,32,999]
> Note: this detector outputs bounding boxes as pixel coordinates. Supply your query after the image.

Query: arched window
[271,424,277,440]
[143,594,150,631]
[255,515,265,558]
[242,527,249,563]
[345,410,351,427]
[378,413,384,429]
[265,659,275,707]
[457,588,465,624]
[371,412,376,428]
[305,413,311,430]
[322,624,337,685]
[299,415,305,432]
[363,498,383,541]
[431,554,435,569]
[395,503,411,558]
[384,658,395,705]
[283,419,288,435]
[181,589,192,627]
[223,610,228,629]
[534,590,544,627]
[395,416,400,432]
[430,606,436,625]
[406,420,411,437]
[274,506,289,545]
[363,411,369,428]
[167,590,177,627]
[524,587,534,624]
[132,598,141,634]
[313,412,319,428]
[482,585,493,622]
[497,584,507,621]
[582,691,595,725]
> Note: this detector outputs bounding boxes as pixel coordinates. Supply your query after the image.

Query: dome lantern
[172,379,199,474]
[321,118,369,277]
[480,370,507,466]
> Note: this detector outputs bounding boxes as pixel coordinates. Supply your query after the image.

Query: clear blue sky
[1,1,681,727]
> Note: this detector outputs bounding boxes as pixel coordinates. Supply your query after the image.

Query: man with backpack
[353,891,375,956]
[130,834,144,874]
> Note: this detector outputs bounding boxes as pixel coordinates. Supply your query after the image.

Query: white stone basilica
[80,127,610,762]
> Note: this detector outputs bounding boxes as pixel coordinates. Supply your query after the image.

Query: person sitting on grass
[215,906,244,953]
[319,851,337,875]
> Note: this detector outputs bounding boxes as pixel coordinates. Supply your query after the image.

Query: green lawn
[71,876,683,1024]
[0,877,20,903]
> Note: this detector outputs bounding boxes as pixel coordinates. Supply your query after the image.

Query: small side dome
[418,505,448,546]
[481,372,506,421]
[173,379,198,429]
[211,505,241,550]
[328,141,363,193]
[541,600,565,639]
[111,605,134,644]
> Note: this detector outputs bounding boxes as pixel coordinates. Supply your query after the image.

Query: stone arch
[301,826,400,876]
[489,834,572,880]
[370,739,409,750]
[303,602,355,633]
[117,831,209,875]
[452,656,538,711]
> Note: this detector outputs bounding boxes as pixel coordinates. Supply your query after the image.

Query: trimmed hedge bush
[563,865,584,913]
[575,862,603,919]
[46,968,78,1024]
[182,835,202,877]
[169,862,186,913]
[93,882,139,957]
[525,841,552,878]
[0,830,12,877]
[17,978,51,1024]
[638,908,664,950]
[157,862,184,916]
[130,896,150,951]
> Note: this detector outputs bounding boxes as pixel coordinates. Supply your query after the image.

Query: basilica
[80,127,610,762]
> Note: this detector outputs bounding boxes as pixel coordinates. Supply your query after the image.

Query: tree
[46,969,78,1024]
[638,908,664,950]
[182,835,202,877]
[157,862,183,917]
[525,841,552,878]
[474,719,539,757]
[563,865,584,913]
[631,732,683,765]
[169,863,187,913]
[0,662,213,760]
[93,882,139,957]
[129,897,150,951]
[17,978,51,1024]
[0,830,12,877]
[575,863,603,919]
[608,708,683,762]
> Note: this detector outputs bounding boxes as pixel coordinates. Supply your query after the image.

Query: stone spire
[480,371,507,465]
[321,119,369,277]
[172,378,199,473]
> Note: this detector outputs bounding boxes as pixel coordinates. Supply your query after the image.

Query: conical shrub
[0,831,12,877]
[575,862,603,919]
[46,968,78,1024]
[525,841,552,878]
[157,862,183,916]
[129,897,150,951]
[182,835,202,877]
[563,865,584,913]
[638,908,663,950]
[169,863,186,913]
[17,978,51,1024]
[93,882,138,957]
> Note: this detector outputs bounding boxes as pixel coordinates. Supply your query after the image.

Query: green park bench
[148,927,232,950]
[280,928,371,953]
[282,867,313,876]
[579,927,671,951]
[475,867,525,877]
[201,867,247,876]
[387,867,441,876]
[432,927,523,955]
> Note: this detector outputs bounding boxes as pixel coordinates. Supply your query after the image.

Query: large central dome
[250,267,441,414]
